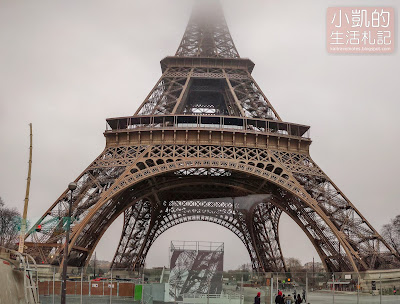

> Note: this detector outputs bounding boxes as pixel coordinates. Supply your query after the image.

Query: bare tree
[285,257,304,272]
[237,263,252,271]
[382,215,400,256]
[0,197,21,249]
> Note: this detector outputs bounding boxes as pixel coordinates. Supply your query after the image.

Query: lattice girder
[175,1,239,59]
[135,65,281,120]
[111,184,286,272]
[26,141,400,272]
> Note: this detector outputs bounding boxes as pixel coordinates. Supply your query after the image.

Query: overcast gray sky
[0,0,399,270]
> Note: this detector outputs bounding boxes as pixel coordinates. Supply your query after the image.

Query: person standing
[295,294,302,304]
[275,291,284,304]
[254,292,261,304]
[284,293,294,304]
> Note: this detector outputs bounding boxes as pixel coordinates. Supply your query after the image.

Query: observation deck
[104,115,311,152]
[160,56,255,73]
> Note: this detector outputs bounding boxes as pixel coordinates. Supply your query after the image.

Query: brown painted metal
[25,0,400,273]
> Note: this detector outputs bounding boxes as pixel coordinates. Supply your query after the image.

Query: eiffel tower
[25,1,399,273]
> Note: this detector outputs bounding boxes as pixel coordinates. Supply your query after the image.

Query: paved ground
[308,293,399,303]
[39,290,400,304]
[224,285,400,304]
[40,295,139,304]
[40,294,400,304]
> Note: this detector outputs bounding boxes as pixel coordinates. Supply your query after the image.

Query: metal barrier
[33,267,400,304]
[0,246,40,304]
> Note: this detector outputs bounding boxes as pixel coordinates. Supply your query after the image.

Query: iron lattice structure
[25,1,400,273]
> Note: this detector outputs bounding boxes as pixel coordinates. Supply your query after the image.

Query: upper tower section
[134,0,281,121]
[106,0,311,148]
[175,0,240,58]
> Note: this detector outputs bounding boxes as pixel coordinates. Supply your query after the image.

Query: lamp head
[68,182,78,191]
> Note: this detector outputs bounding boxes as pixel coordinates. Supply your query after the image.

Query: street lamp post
[61,182,77,304]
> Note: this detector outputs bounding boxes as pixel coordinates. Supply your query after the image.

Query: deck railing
[105,115,311,140]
